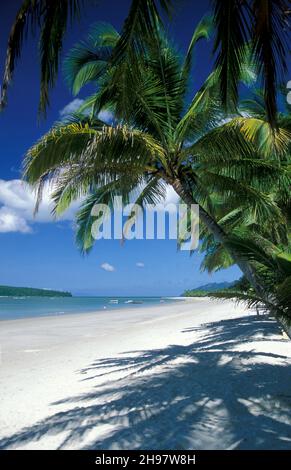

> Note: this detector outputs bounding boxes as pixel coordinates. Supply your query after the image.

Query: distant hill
[0,285,72,297]
[181,281,235,297]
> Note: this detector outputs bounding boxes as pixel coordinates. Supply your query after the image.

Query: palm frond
[276,276,291,306]
[132,176,167,208]
[223,234,281,270]
[110,0,172,64]
[87,33,184,142]
[145,34,185,134]
[122,176,167,240]
[212,0,249,112]
[208,289,268,311]
[0,0,40,110]
[181,15,213,82]
[184,118,256,162]
[1,0,174,116]
[252,0,289,127]
[176,70,222,143]
[75,180,132,254]
[75,192,100,253]
[38,0,83,115]
[200,171,283,222]
[25,122,164,182]
[0,0,84,115]
[63,22,119,95]
[200,243,234,273]
[235,117,291,159]
[24,120,165,213]
[75,175,145,253]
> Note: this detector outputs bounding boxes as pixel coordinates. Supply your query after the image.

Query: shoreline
[0,298,170,324]
[0,296,187,323]
[0,299,290,450]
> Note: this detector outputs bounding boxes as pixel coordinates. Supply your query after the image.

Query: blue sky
[0,0,242,296]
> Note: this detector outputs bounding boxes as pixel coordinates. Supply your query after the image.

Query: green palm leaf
[181,14,213,82]
[110,0,172,64]
[252,0,289,127]
[0,0,83,115]
[212,0,249,112]
[63,23,120,95]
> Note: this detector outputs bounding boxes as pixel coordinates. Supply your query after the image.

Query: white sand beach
[0,299,291,450]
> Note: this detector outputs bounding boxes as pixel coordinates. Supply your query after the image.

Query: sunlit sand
[0,299,290,450]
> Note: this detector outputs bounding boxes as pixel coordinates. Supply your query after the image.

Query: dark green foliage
[182,281,235,297]
[0,0,84,116]
[0,285,72,297]
[212,0,290,126]
[208,238,291,322]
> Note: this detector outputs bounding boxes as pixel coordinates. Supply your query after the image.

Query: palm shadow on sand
[1,315,291,449]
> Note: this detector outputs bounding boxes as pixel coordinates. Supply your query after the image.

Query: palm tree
[198,188,289,275]
[196,189,291,320]
[1,0,289,126]
[23,20,290,298]
[208,235,291,325]
[0,0,172,115]
[212,0,290,127]
[192,101,291,323]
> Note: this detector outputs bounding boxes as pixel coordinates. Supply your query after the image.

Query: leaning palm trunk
[171,177,268,300]
[206,231,291,329]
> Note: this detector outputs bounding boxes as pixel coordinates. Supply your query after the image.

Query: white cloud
[0,179,82,233]
[100,262,115,272]
[0,207,31,233]
[0,177,180,235]
[164,185,180,205]
[136,262,144,268]
[98,109,114,124]
[59,99,84,117]
[60,100,114,124]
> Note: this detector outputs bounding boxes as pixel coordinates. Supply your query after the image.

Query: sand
[0,298,290,450]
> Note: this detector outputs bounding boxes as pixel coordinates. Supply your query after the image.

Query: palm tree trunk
[170,177,267,299]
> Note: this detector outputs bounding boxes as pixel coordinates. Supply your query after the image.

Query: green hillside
[181,281,235,297]
[0,286,72,297]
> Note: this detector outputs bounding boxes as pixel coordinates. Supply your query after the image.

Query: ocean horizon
[0,296,178,321]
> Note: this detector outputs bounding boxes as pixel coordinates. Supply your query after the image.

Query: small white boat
[109,299,119,304]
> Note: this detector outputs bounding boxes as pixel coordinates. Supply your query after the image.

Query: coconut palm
[208,236,291,324]
[198,101,291,274]
[0,0,172,115]
[198,187,290,274]
[212,0,290,127]
[196,191,291,320]
[23,20,290,299]
[193,105,291,322]
[1,0,289,126]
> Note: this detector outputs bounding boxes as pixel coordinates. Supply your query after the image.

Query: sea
[0,296,177,321]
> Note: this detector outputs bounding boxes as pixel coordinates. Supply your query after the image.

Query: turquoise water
[0,296,173,321]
